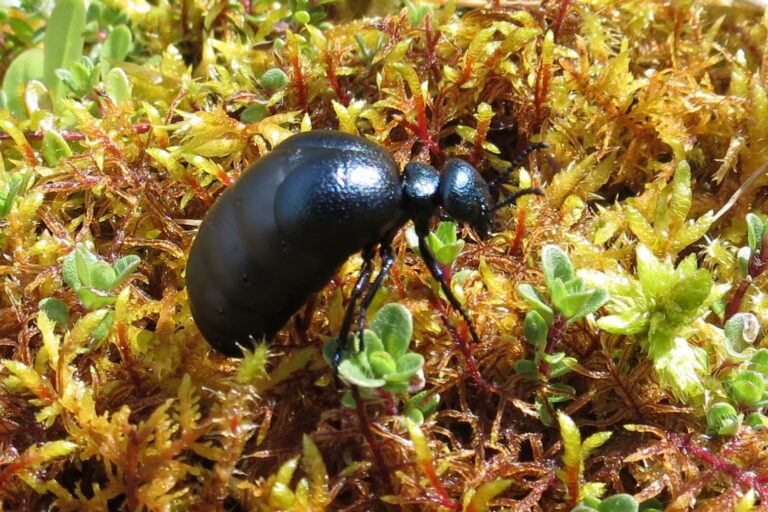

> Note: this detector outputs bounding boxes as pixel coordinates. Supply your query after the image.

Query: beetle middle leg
[334,246,377,369]
[354,244,396,347]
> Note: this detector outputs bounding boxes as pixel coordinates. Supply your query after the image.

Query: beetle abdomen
[186,131,403,356]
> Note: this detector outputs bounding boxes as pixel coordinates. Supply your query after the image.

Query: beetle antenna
[489,142,548,190]
[492,187,545,212]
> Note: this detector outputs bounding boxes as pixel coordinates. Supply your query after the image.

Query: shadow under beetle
[186,130,544,367]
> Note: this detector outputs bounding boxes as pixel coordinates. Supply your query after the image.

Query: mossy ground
[0,0,767,510]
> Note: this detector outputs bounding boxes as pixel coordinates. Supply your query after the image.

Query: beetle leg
[354,244,396,348]
[334,246,376,369]
[416,226,482,346]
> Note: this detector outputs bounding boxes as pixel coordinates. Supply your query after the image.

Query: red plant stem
[376,389,398,415]
[399,119,444,160]
[424,15,440,84]
[538,314,566,376]
[564,456,581,508]
[510,207,527,255]
[724,246,765,321]
[748,246,767,277]
[420,492,461,510]
[0,457,30,488]
[439,311,494,393]
[420,463,460,510]
[290,49,308,112]
[551,0,573,42]
[469,116,490,169]
[675,435,768,501]
[351,387,389,483]
[533,50,552,132]
[324,50,349,106]
[724,278,751,321]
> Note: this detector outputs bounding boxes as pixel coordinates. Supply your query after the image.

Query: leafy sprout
[41,243,140,339]
[323,303,426,405]
[581,244,727,401]
[516,245,608,381]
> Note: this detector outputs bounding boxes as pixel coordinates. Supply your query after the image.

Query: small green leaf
[635,245,673,298]
[61,253,80,290]
[38,298,70,327]
[293,10,311,24]
[523,310,548,349]
[516,284,554,324]
[597,494,639,512]
[434,221,458,244]
[88,261,117,291]
[55,69,79,93]
[541,351,566,365]
[707,402,742,436]
[369,351,397,377]
[514,359,537,379]
[24,79,52,113]
[9,18,34,44]
[669,268,712,311]
[92,310,113,340]
[405,407,424,425]
[70,61,93,91]
[100,25,132,75]
[77,288,116,310]
[1,48,45,118]
[104,67,132,104]
[724,313,759,357]
[541,245,574,291]
[241,102,268,123]
[388,352,424,382]
[572,287,609,322]
[549,278,568,310]
[259,68,288,90]
[736,246,752,277]
[553,288,589,318]
[112,254,140,287]
[0,172,30,219]
[407,390,440,417]
[750,349,768,376]
[434,241,464,266]
[370,303,412,357]
[745,412,768,429]
[726,371,765,408]
[746,213,765,253]
[41,130,73,166]
[44,0,87,99]
[337,360,386,388]
[322,339,340,365]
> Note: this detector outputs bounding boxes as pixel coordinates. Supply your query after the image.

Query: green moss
[0,0,767,509]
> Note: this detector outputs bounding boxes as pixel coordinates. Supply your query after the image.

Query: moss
[0,0,767,509]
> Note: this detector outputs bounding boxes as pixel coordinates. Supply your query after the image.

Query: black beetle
[186,130,543,364]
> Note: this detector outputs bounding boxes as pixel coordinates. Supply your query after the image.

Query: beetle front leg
[416,226,482,346]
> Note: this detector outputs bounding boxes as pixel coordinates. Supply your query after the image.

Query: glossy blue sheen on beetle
[186,130,494,356]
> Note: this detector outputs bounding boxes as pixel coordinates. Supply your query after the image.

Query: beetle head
[439,159,494,239]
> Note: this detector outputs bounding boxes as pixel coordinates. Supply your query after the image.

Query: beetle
[185,130,544,365]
